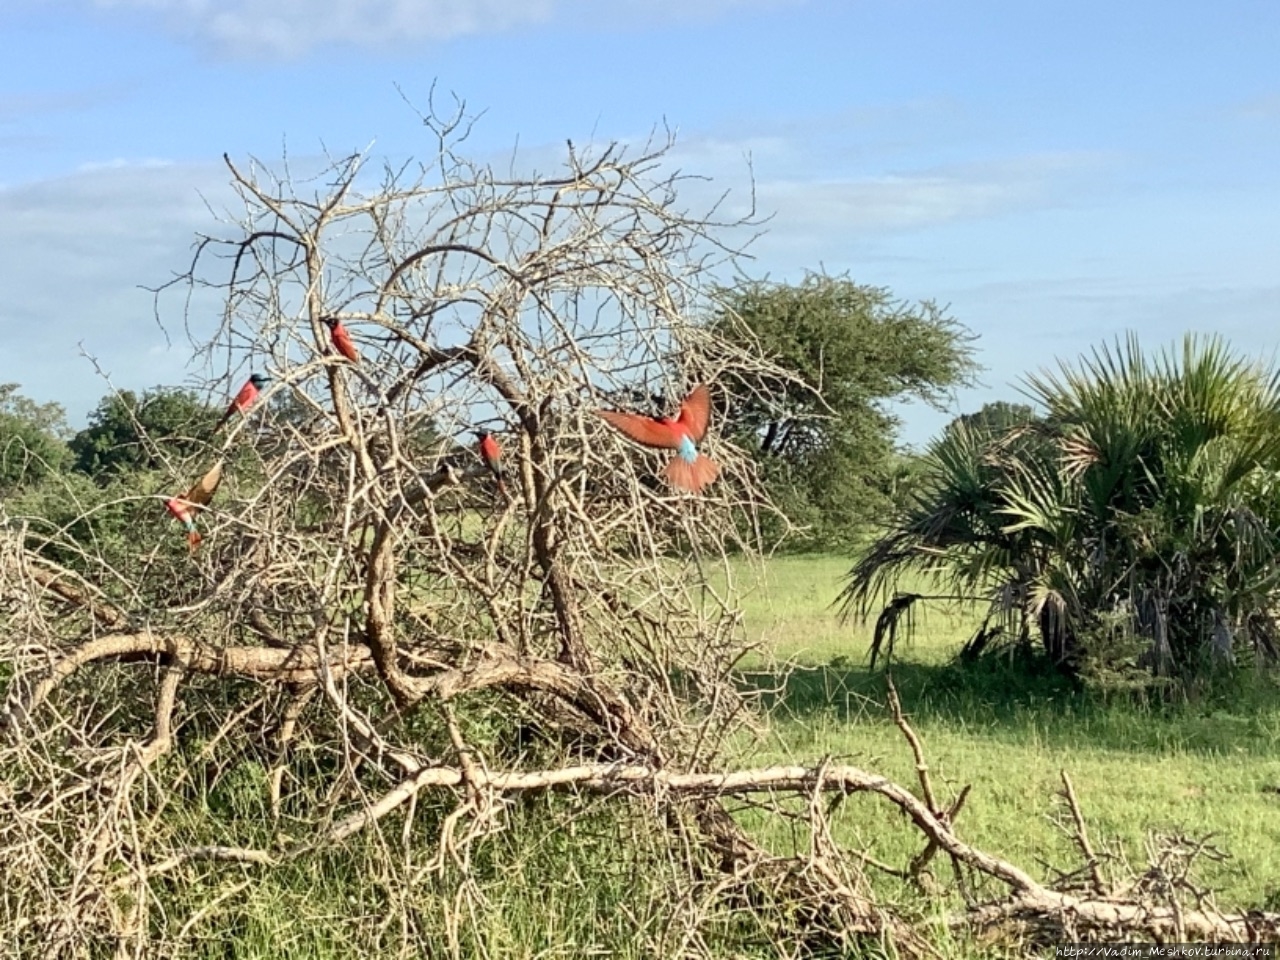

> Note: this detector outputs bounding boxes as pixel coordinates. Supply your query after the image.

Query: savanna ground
[178,556,1280,959]
[733,554,1280,922]
[30,552,1276,959]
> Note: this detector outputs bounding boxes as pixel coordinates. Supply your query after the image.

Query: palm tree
[842,333,1280,678]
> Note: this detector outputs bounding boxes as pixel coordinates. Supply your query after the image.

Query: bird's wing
[181,460,224,509]
[598,409,680,449]
[676,384,712,441]
[334,327,359,362]
[665,453,720,493]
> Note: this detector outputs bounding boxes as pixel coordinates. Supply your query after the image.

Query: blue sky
[1,0,1277,446]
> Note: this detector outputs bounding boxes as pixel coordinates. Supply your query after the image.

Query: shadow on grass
[739,647,1280,758]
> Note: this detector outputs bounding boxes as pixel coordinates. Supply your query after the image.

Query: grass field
[42,554,1278,958]
[730,554,1280,913]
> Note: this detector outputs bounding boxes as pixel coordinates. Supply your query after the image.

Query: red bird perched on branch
[212,373,269,432]
[165,460,224,553]
[475,431,506,495]
[321,316,359,364]
[597,384,720,493]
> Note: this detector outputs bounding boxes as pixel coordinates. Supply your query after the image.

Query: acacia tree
[943,399,1036,442]
[708,274,978,549]
[3,117,1275,957]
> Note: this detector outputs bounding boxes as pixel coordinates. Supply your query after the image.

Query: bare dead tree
[2,105,1277,958]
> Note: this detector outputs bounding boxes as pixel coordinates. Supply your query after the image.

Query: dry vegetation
[2,106,1277,957]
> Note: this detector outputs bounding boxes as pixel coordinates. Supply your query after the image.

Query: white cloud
[0,160,230,420]
[85,0,553,57]
[762,174,1018,231]
[0,87,126,122]
[76,0,795,58]
[765,153,1114,231]
[655,137,1118,272]
[76,157,175,172]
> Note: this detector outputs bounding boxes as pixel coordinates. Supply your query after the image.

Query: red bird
[321,316,359,364]
[475,431,506,495]
[213,373,269,432]
[165,460,224,553]
[597,384,720,493]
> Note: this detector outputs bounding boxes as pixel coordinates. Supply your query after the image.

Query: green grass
[730,554,1280,913]
[728,552,974,664]
[40,552,1279,957]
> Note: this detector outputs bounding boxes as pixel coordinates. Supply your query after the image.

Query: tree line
[7,284,1278,687]
[0,273,979,552]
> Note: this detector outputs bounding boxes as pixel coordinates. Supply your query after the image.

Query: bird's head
[320,316,338,330]
[249,373,270,389]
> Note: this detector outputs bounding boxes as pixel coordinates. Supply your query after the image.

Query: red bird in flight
[597,384,720,493]
[213,373,269,432]
[165,460,224,553]
[475,431,506,496]
[321,317,359,364]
